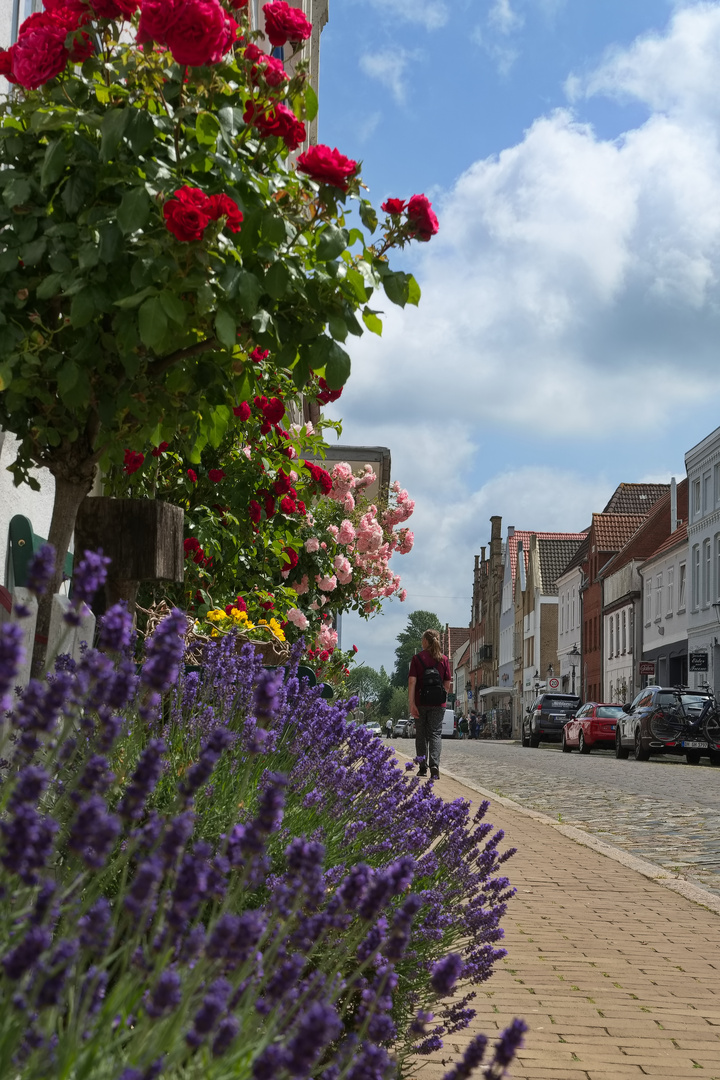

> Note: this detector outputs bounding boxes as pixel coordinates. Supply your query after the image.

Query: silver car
[393,719,411,738]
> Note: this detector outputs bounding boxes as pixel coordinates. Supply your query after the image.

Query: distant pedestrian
[470,716,479,740]
[408,629,452,780]
[459,715,469,740]
[385,718,393,739]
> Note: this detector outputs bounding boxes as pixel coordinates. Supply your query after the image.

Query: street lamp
[568,644,580,695]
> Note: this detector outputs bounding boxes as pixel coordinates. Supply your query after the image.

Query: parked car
[393,719,411,738]
[442,709,457,738]
[615,685,717,764]
[406,717,416,739]
[562,703,624,753]
[522,693,582,747]
[363,721,383,737]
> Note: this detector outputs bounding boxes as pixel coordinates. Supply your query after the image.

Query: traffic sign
[548,677,560,690]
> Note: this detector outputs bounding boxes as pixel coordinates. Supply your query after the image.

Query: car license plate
[682,740,708,749]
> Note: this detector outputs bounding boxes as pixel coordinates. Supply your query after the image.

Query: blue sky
[315,1,720,672]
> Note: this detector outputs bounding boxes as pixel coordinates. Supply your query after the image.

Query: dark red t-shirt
[409,649,451,708]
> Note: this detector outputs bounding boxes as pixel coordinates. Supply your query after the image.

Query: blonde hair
[422,629,443,661]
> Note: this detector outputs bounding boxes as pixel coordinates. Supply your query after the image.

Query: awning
[476,686,513,698]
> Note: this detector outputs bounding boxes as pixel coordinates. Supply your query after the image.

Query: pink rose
[305,538,320,553]
[338,520,355,545]
[316,575,337,593]
[399,589,407,602]
[166,0,237,66]
[296,144,358,191]
[262,0,312,47]
[407,194,439,241]
[287,607,309,630]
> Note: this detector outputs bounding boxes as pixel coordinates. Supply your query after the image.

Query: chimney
[670,477,677,533]
[481,546,486,562]
[508,526,515,538]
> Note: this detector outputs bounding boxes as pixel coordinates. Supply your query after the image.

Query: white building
[685,427,720,691]
[638,522,688,688]
[556,540,585,696]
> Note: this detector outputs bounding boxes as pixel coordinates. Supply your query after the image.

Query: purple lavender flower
[212,1015,240,1057]
[75,755,115,800]
[441,1034,487,1080]
[79,965,108,1017]
[206,910,265,968]
[36,937,79,1007]
[2,926,52,980]
[285,1002,342,1077]
[97,602,134,653]
[118,740,167,820]
[254,667,284,723]
[141,609,187,694]
[0,623,25,711]
[26,544,56,597]
[160,812,195,866]
[125,857,163,916]
[186,977,232,1045]
[1,804,59,884]
[145,970,182,1018]
[483,1018,528,1077]
[180,727,232,799]
[253,1045,289,1079]
[430,953,464,996]
[78,898,113,952]
[9,765,49,809]
[72,550,111,608]
[68,796,121,869]
[345,1042,393,1080]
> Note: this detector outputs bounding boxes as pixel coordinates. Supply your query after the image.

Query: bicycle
[648,684,720,751]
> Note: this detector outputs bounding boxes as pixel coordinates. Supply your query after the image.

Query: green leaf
[2,177,31,208]
[359,200,378,234]
[36,272,63,300]
[114,286,158,310]
[0,363,12,392]
[196,111,221,147]
[61,169,94,217]
[383,270,412,308]
[40,140,67,188]
[345,268,369,303]
[317,225,348,262]
[57,359,79,397]
[362,309,383,336]
[100,107,131,162]
[159,290,187,325]
[264,261,289,300]
[407,274,422,306]
[128,109,156,155]
[98,223,123,264]
[235,271,263,317]
[215,307,236,349]
[0,249,17,273]
[324,341,351,389]
[138,296,168,349]
[117,187,151,235]
[70,288,96,328]
[328,314,348,342]
[304,84,319,123]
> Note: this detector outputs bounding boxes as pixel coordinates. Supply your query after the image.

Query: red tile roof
[599,480,688,577]
[443,626,470,658]
[592,514,647,552]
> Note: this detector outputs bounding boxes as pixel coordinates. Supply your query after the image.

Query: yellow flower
[269,618,286,642]
[206,609,227,623]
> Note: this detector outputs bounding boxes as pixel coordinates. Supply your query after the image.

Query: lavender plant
[0,547,525,1080]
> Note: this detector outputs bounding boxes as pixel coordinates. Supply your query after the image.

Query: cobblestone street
[408,738,720,897]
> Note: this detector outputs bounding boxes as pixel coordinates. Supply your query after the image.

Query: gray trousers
[415,705,444,774]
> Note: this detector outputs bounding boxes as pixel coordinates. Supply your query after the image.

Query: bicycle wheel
[649,707,686,743]
[703,709,720,750]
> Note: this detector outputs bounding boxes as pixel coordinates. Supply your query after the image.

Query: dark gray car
[522,693,581,748]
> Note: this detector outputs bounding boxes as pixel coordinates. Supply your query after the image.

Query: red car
[562,703,624,754]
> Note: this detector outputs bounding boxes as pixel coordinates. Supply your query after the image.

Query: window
[692,546,700,609]
[693,478,701,520]
[678,562,687,611]
[667,567,674,615]
[715,464,720,506]
[644,575,652,626]
[609,618,614,658]
[571,587,576,630]
[705,539,712,606]
[615,612,620,654]
[622,609,627,652]
[560,594,564,635]
[703,472,712,515]
[655,574,663,621]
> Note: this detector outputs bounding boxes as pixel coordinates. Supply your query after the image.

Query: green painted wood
[8,515,74,588]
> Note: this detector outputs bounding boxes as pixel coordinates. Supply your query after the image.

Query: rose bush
[0,0,437,677]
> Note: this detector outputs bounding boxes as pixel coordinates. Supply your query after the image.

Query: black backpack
[418,654,447,707]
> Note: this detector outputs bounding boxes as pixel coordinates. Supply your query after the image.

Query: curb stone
[394,750,720,918]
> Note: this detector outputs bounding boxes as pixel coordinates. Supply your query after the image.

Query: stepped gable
[537,535,587,595]
[602,482,670,515]
[507,530,535,583]
[592,513,647,553]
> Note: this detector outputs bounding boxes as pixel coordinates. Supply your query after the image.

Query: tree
[346,664,388,714]
[387,685,410,721]
[0,0,436,673]
[391,609,443,687]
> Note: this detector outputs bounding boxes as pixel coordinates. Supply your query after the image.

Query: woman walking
[407,629,452,780]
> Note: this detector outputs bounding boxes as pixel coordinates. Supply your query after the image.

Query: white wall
[685,426,720,690]
[557,565,582,692]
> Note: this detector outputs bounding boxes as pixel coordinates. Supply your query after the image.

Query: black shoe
[417,768,427,777]
[430,770,440,780]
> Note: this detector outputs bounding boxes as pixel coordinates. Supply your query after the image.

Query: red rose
[187,468,198,483]
[254,394,268,410]
[208,193,243,233]
[249,500,262,524]
[282,546,299,570]
[137,0,180,43]
[0,49,16,82]
[259,598,274,610]
[151,441,170,457]
[382,198,407,215]
[163,186,211,242]
[123,449,145,475]
[208,469,226,483]
[244,101,305,150]
[234,595,247,611]
[263,397,285,424]
[352,644,358,653]
[184,537,201,554]
[262,0,312,47]
[250,346,269,363]
[296,144,357,191]
[264,494,275,518]
[406,193,439,241]
[11,21,68,89]
[233,401,251,420]
[273,471,292,496]
[229,0,248,7]
[319,650,330,662]
[280,496,297,514]
[90,0,139,18]
[296,500,306,516]
[165,0,237,66]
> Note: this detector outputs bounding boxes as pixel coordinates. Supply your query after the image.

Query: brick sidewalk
[409,767,720,1080]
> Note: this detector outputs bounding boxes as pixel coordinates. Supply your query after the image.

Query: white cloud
[359,49,415,104]
[488,0,524,35]
[337,3,720,671]
[361,0,449,31]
